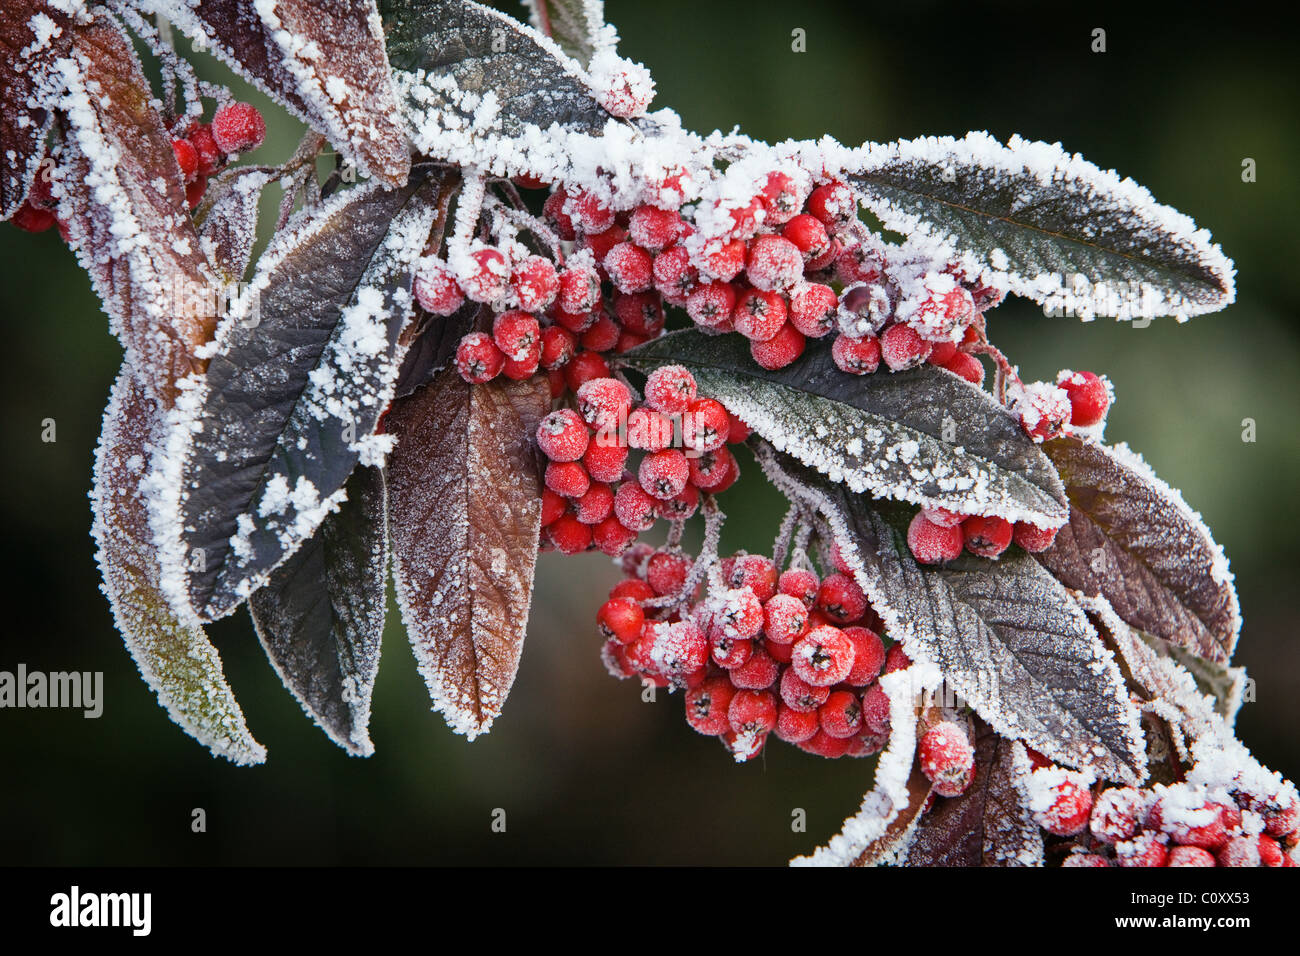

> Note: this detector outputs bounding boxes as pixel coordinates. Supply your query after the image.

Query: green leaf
[249,465,388,756]
[848,132,1235,320]
[93,369,265,766]
[620,329,1066,527]
[1036,435,1240,664]
[755,441,1146,783]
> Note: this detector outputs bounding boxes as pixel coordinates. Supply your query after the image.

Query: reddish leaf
[385,369,549,739]
[195,166,278,282]
[0,0,75,218]
[849,767,933,867]
[57,13,218,403]
[1038,436,1240,664]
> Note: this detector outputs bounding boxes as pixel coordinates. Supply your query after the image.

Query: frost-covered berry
[647,620,709,683]
[658,483,699,521]
[614,481,658,532]
[188,123,222,174]
[806,180,855,225]
[493,310,541,362]
[880,323,933,371]
[792,625,856,687]
[593,517,638,556]
[644,365,698,414]
[779,667,829,713]
[598,597,645,645]
[1014,382,1072,443]
[1027,768,1094,836]
[548,513,592,554]
[710,633,753,670]
[510,254,559,312]
[837,245,886,285]
[733,288,787,341]
[1167,846,1217,867]
[763,593,809,645]
[961,515,1013,559]
[414,257,466,315]
[695,237,745,282]
[943,351,985,385]
[776,704,820,743]
[626,407,675,451]
[921,506,963,527]
[750,323,805,369]
[1116,830,1169,868]
[1013,522,1059,554]
[778,568,820,608]
[787,283,838,339]
[816,572,868,624]
[907,512,964,565]
[1057,369,1110,427]
[746,235,804,292]
[544,189,576,239]
[919,721,976,797]
[1215,836,1260,868]
[730,645,780,690]
[604,241,654,294]
[576,377,633,431]
[903,275,975,343]
[783,214,831,261]
[540,488,566,527]
[801,729,852,759]
[686,281,737,328]
[842,627,885,686]
[565,350,612,392]
[557,265,601,314]
[574,482,614,524]
[211,102,265,153]
[927,341,958,367]
[729,689,778,736]
[1149,790,1230,850]
[501,341,541,380]
[172,138,199,181]
[1256,835,1285,867]
[652,245,698,302]
[818,690,864,739]
[759,171,805,225]
[837,282,891,338]
[646,549,691,597]
[689,447,736,490]
[727,554,778,602]
[882,643,912,675]
[455,332,505,383]
[639,449,690,500]
[686,677,736,735]
[567,189,615,234]
[831,333,881,375]
[628,204,681,251]
[590,49,655,118]
[545,460,590,498]
[612,290,665,336]
[682,398,729,453]
[1090,787,1145,844]
[1063,852,1111,868]
[710,586,766,642]
[540,325,577,370]
[460,246,511,303]
[536,409,589,462]
[861,682,891,734]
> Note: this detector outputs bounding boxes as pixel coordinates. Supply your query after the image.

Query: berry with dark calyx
[414,257,466,315]
[1056,369,1110,426]
[612,290,666,335]
[598,598,645,644]
[831,333,881,375]
[652,244,698,302]
[709,585,766,641]
[961,515,1013,559]
[919,721,976,797]
[759,171,804,225]
[750,322,806,370]
[540,325,577,370]
[548,513,592,554]
[557,265,601,314]
[906,512,964,565]
[639,448,689,500]
[657,483,699,521]
[779,568,820,608]
[501,340,541,380]
[880,322,933,371]
[792,625,856,687]
[689,446,736,490]
[510,254,559,312]
[647,621,709,684]
[626,407,675,451]
[733,287,787,341]
[682,398,730,453]
[838,282,890,336]
[628,204,681,252]
[455,332,505,383]
[584,439,630,483]
[763,593,809,645]
[576,377,633,431]
[728,689,778,736]
[644,365,698,414]
[685,677,736,735]
[806,180,855,225]
[1014,382,1072,443]
[211,102,266,153]
[943,351,985,385]
[574,482,614,524]
[842,627,885,686]
[816,572,868,624]
[746,235,804,292]
[727,554,778,602]
[460,246,511,304]
[699,237,747,282]
[819,690,864,739]
[1027,767,1094,836]
[536,409,589,462]
[593,517,638,556]
[604,241,654,293]
[783,214,831,261]
[788,283,838,338]
[1013,522,1059,554]
[686,281,737,328]
[709,633,753,670]
[545,460,590,498]
[779,667,830,713]
[860,682,891,734]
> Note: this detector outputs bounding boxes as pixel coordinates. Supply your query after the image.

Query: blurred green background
[1,1,1295,865]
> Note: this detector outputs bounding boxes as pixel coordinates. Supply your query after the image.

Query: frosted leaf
[391,299,480,399]
[846,132,1235,321]
[385,369,549,739]
[195,165,278,282]
[620,329,1068,527]
[150,167,452,622]
[1036,435,1240,663]
[248,465,387,756]
[55,12,218,403]
[92,368,266,765]
[755,442,1147,783]
[0,0,78,218]
[905,722,1044,866]
[523,0,609,68]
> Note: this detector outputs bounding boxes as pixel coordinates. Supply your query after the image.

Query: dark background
[1,1,1295,865]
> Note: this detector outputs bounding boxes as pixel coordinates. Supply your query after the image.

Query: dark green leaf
[621,329,1066,527]
[849,132,1235,320]
[249,465,387,756]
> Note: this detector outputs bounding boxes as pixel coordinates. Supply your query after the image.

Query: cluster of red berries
[537,366,747,556]
[904,506,1061,566]
[1012,368,1111,443]
[9,101,265,235]
[1025,760,1300,867]
[596,543,917,762]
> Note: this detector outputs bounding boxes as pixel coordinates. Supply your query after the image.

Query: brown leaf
[0,0,75,218]
[57,12,217,404]
[385,369,550,738]
[1037,436,1240,664]
[850,766,933,867]
[195,165,278,282]
[906,721,1043,866]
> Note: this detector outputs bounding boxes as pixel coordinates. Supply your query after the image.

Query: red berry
[816,572,868,624]
[1063,853,1111,868]
[727,554,778,602]
[686,677,737,735]
[593,517,638,556]
[722,195,764,240]
[1214,836,1259,868]
[921,506,964,527]
[657,483,700,521]
[682,398,729,453]
[510,254,559,312]
[647,549,692,596]
[568,189,615,233]
[646,620,709,684]
[577,313,618,353]
[1256,835,1285,868]
[461,247,511,304]
[882,643,911,675]
[783,214,831,261]
[1028,768,1094,836]
[728,689,778,736]
[10,202,55,233]
[455,332,505,383]
[759,171,805,225]
[583,438,629,483]
[545,460,590,498]
[644,365,697,414]
[547,513,592,554]
[611,290,665,336]
[806,180,855,225]
[904,280,975,343]
[652,245,697,302]
[788,283,838,338]
[1014,383,1072,443]
[613,481,658,532]
[943,351,985,385]
[686,281,737,328]
[544,189,576,240]
[564,350,612,392]
[575,377,632,431]
[961,515,1013,559]
[598,597,645,644]
[919,721,976,796]
[187,123,222,174]
[1013,521,1059,553]
[1116,831,1169,868]
[800,729,852,759]
[501,341,541,380]
[574,482,614,524]
[1090,787,1145,844]
[750,323,805,369]
[733,287,787,342]
[860,682,891,734]
[831,333,881,375]
[778,568,820,607]
[415,258,466,315]
[776,704,820,743]
[880,323,933,371]
[1167,846,1216,867]
[172,138,199,181]
[792,625,856,687]
[699,238,747,282]
[628,204,681,251]
[211,102,265,153]
[540,488,567,527]
[906,513,964,565]
[639,448,689,500]
[779,668,830,713]
[626,406,675,451]
[611,576,655,602]
[842,627,885,686]
[1057,369,1110,427]
[708,586,766,642]
[709,633,753,670]
[493,310,540,362]
[726,412,751,444]
[688,447,735,490]
[539,325,577,370]
[604,241,654,294]
[927,341,958,367]
[536,408,589,462]
[557,265,601,314]
[745,234,804,292]
[819,689,864,739]
[730,645,780,690]
[763,593,809,645]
